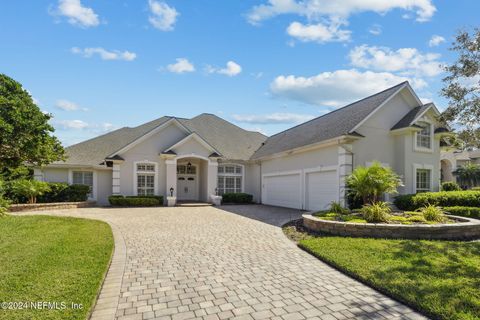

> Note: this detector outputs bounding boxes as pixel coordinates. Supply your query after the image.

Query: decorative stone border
[303,213,480,240]
[89,222,126,320]
[8,201,96,212]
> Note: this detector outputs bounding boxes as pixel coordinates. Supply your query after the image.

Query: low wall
[303,214,480,240]
[9,201,96,212]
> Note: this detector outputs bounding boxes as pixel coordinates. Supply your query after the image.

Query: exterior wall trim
[218,163,245,193]
[412,163,434,193]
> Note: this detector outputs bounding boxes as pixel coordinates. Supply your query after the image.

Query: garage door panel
[306,170,338,211]
[263,174,302,209]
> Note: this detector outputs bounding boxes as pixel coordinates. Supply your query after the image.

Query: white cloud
[286,20,351,43]
[368,24,382,35]
[166,58,195,73]
[232,112,315,124]
[206,61,242,77]
[270,69,424,107]
[55,99,88,111]
[428,35,446,47]
[71,47,137,61]
[55,119,89,129]
[53,0,99,28]
[148,0,178,31]
[54,119,116,132]
[247,0,436,24]
[349,45,442,77]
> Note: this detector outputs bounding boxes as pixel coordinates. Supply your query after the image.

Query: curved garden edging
[303,213,480,240]
[8,201,96,212]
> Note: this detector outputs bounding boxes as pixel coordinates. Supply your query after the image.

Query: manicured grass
[298,235,480,320]
[0,215,114,320]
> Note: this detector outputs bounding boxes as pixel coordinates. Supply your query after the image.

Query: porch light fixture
[215,188,218,196]
[170,187,174,197]
[187,162,192,171]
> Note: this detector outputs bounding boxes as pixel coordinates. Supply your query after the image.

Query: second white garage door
[305,170,338,211]
[263,173,302,209]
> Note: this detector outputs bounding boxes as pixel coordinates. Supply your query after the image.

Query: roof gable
[164,132,221,156]
[251,81,410,160]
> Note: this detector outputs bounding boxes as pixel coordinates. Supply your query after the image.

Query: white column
[165,159,177,198]
[207,160,218,198]
[338,144,353,207]
[112,163,121,195]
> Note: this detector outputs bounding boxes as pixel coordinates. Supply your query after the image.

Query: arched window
[217,164,243,195]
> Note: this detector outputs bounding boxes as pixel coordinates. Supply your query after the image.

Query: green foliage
[346,190,363,210]
[0,74,65,175]
[10,179,51,204]
[393,194,416,211]
[360,201,391,223]
[329,201,349,214]
[413,190,480,208]
[63,184,90,202]
[0,179,8,216]
[453,163,480,188]
[441,181,461,191]
[417,204,445,222]
[443,206,480,219]
[108,195,163,207]
[347,161,402,205]
[221,193,253,204]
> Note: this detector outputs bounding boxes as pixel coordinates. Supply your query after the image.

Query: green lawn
[0,215,114,320]
[298,235,480,320]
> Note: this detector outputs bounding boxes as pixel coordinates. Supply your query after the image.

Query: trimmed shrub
[221,193,253,204]
[393,194,416,211]
[62,184,90,202]
[37,182,69,202]
[413,191,480,208]
[329,201,349,214]
[360,201,391,223]
[443,206,480,219]
[108,195,163,207]
[441,181,461,192]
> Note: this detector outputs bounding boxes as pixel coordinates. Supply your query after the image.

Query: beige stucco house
[441,149,480,183]
[35,81,446,209]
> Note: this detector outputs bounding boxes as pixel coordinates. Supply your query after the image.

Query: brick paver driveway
[20,205,424,320]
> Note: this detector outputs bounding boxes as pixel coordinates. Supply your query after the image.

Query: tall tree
[0,74,65,179]
[440,28,480,147]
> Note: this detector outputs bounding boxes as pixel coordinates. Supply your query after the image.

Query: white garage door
[263,173,302,209]
[305,170,338,211]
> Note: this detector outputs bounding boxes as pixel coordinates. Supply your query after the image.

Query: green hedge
[395,191,480,210]
[393,194,416,211]
[221,193,253,204]
[441,181,461,191]
[108,195,163,207]
[443,206,480,219]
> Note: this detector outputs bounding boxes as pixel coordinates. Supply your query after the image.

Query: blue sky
[1,0,479,146]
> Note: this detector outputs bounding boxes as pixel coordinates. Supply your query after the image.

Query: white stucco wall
[96,170,112,205]
[244,163,261,202]
[42,168,69,182]
[119,122,187,196]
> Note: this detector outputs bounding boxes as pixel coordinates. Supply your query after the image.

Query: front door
[177,176,197,200]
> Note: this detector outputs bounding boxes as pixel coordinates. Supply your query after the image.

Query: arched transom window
[217,164,243,195]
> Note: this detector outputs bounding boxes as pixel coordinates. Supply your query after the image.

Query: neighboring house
[35,81,447,209]
[441,149,480,183]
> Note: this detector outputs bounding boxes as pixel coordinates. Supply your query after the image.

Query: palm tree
[347,161,403,205]
[453,163,480,188]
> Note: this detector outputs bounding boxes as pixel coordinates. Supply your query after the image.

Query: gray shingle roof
[391,103,432,130]
[251,81,408,160]
[178,114,267,160]
[56,114,266,166]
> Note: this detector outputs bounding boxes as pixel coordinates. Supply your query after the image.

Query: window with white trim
[416,121,432,149]
[72,171,93,197]
[136,163,155,196]
[416,169,431,193]
[217,164,242,195]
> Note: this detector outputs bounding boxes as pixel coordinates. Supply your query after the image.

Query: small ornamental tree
[10,179,51,204]
[0,74,65,180]
[347,161,403,205]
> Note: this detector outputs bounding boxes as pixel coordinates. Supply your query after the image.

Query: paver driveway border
[90,222,127,320]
